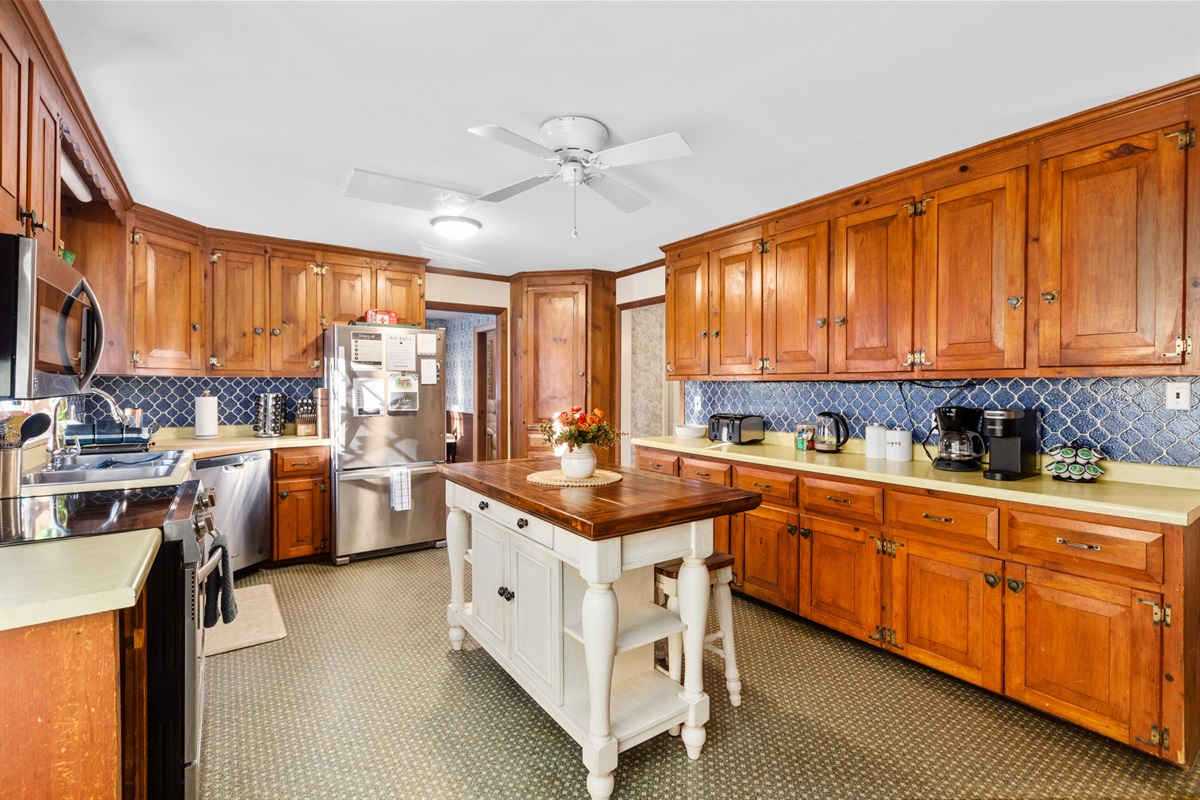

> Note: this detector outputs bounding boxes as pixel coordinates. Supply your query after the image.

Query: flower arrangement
[540,406,621,452]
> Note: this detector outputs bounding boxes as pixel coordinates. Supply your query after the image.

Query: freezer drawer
[333,465,446,562]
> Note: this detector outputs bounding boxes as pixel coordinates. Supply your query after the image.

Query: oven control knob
[194,512,215,536]
[202,487,218,509]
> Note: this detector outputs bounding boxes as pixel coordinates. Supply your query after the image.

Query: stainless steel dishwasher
[190,450,270,571]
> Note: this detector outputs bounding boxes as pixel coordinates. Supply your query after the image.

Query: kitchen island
[438,459,760,799]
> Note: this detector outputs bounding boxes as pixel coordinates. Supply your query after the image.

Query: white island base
[444,483,714,800]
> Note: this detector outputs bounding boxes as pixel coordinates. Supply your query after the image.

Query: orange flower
[571,405,583,413]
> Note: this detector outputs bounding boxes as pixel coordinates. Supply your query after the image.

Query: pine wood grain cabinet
[130,219,206,375]
[209,245,269,375]
[0,14,24,236]
[272,447,330,560]
[268,249,324,376]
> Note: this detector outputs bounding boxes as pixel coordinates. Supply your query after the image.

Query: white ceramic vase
[560,443,597,480]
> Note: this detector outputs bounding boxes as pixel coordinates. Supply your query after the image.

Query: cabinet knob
[1041,290,1059,306]
[984,573,1001,589]
[786,524,797,535]
[1006,296,1024,310]
[192,322,201,331]
[516,518,528,529]
[478,501,489,511]
[497,586,506,598]
[816,318,827,328]
[254,327,264,335]
[712,329,720,338]
[271,328,281,336]
[1006,578,1025,594]
[835,316,847,327]
[700,330,708,339]
[798,527,812,539]
[278,490,289,499]
[578,371,585,377]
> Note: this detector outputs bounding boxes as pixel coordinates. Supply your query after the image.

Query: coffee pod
[1067,463,1086,480]
[1059,446,1077,464]
[1084,463,1104,479]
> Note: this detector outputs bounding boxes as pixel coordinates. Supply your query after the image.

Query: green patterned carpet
[200,549,1200,799]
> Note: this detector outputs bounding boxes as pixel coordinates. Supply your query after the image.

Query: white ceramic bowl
[675,423,707,439]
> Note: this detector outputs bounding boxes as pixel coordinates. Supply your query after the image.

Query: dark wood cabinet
[375,262,424,326]
[763,221,829,376]
[0,20,22,236]
[210,245,268,375]
[321,253,373,329]
[798,513,880,641]
[735,505,799,612]
[24,57,59,247]
[664,251,709,377]
[131,221,205,374]
[710,240,761,376]
[269,251,322,376]
[272,447,330,561]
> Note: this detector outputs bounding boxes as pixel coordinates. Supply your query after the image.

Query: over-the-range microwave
[0,233,104,399]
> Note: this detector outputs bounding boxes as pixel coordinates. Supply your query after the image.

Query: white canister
[885,429,913,462]
[195,392,219,439]
[865,424,888,459]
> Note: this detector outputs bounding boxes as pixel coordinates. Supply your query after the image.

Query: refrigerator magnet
[387,373,420,412]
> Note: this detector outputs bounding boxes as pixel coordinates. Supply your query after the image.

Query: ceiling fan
[470,116,693,236]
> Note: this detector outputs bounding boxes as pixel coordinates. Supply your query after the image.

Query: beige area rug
[204,584,286,656]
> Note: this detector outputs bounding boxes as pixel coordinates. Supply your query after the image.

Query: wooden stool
[655,551,742,710]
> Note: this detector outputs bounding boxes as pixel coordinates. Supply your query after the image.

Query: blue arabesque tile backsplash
[685,377,1200,467]
[86,376,323,426]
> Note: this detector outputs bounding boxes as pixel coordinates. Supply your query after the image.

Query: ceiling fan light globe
[430,216,482,240]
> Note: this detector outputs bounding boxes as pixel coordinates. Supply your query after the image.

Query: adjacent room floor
[200,549,1200,799]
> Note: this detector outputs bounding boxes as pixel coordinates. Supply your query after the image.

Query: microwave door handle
[77,278,105,386]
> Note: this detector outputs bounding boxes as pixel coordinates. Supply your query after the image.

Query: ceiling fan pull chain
[572,181,579,239]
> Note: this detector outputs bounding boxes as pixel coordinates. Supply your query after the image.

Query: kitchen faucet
[46,389,130,467]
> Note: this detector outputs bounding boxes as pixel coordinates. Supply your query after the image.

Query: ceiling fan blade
[468,125,560,161]
[591,132,693,168]
[586,173,650,213]
[478,172,558,202]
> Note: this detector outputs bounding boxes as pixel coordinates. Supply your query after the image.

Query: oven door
[186,534,219,797]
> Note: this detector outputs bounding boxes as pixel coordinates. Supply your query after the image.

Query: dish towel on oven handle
[204,533,238,627]
[390,466,411,512]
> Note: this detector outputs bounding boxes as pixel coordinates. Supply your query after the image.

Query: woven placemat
[526,469,622,487]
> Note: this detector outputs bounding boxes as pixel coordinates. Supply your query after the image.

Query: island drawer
[470,491,554,548]
[635,451,679,476]
[734,465,799,507]
[1004,507,1163,584]
[679,458,731,486]
[887,490,999,549]
[274,447,329,477]
[802,477,883,524]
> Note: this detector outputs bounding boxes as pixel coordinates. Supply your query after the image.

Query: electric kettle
[814,412,849,453]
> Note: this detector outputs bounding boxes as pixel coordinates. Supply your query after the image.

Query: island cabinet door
[890,536,1004,693]
[1003,563,1163,754]
[798,514,880,642]
[470,519,509,654]
[508,536,562,703]
[738,505,799,612]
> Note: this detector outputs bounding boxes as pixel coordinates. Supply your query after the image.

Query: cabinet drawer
[888,490,999,549]
[470,492,554,548]
[636,451,680,476]
[1005,508,1163,584]
[680,458,731,486]
[734,465,799,507]
[802,477,883,524]
[273,447,329,477]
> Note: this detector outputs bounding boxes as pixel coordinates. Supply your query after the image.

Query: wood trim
[615,258,665,278]
[426,265,510,282]
[507,268,618,283]
[616,295,665,312]
[427,301,506,315]
[204,226,429,267]
[129,204,205,243]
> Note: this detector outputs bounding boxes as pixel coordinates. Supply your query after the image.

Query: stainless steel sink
[22,451,185,487]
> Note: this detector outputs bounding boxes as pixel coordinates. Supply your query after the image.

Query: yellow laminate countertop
[0,529,161,631]
[631,435,1200,527]
[154,425,330,459]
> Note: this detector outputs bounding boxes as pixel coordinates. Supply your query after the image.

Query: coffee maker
[983,408,1039,481]
[932,406,986,471]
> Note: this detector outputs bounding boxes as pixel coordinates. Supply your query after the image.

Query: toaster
[707,414,766,444]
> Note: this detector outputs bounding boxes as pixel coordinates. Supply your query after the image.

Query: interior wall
[619,303,669,466]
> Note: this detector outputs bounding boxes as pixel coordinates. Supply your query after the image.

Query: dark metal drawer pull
[753,482,773,491]
[922,513,955,524]
[517,518,528,529]
[694,471,711,478]
[826,495,851,504]
[1056,537,1100,552]
[478,501,489,511]
[291,461,312,467]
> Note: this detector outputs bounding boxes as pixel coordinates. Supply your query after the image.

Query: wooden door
[509,535,562,700]
[799,515,880,642]
[210,248,268,375]
[132,229,205,373]
[891,536,1004,692]
[469,519,509,654]
[375,265,424,325]
[273,476,330,560]
[1039,121,1187,367]
[269,255,322,376]
[0,25,22,235]
[1004,563,1162,752]
[665,252,709,377]
[710,241,761,375]
[916,169,1026,372]
[763,222,828,375]
[832,202,913,374]
[738,504,799,612]
[321,255,372,327]
[25,60,58,247]
[522,284,587,454]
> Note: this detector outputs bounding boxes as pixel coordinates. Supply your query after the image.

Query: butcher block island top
[437,457,762,538]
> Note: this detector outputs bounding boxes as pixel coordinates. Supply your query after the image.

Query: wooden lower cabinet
[272,448,331,560]
[798,514,880,641]
[734,505,799,612]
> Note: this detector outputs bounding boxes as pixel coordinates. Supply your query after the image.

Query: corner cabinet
[272,447,331,561]
[510,272,615,460]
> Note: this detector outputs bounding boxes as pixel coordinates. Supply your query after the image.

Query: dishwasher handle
[193,450,270,472]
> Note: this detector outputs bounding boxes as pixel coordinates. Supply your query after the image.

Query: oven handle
[77,277,105,388]
[197,546,223,582]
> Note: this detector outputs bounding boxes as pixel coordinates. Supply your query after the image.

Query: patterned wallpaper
[685,377,1200,467]
[85,376,323,426]
[427,315,495,414]
[629,305,666,439]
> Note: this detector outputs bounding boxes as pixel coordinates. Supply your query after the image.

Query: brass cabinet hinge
[1165,128,1196,151]
[665,264,671,282]
[666,362,674,374]
[130,232,142,245]
[756,239,774,254]
[1161,334,1193,359]
[1138,598,1173,626]
[309,262,328,276]
[209,253,221,264]
[901,198,932,217]
[319,315,329,328]
[870,535,904,558]
[867,625,904,649]
[416,276,423,287]
[130,350,141,363]
[1136,723,1162,749]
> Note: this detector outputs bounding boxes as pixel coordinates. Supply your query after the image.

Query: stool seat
[654,551,735,579]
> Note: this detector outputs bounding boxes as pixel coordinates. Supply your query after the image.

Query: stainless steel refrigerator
[325,325,447,563]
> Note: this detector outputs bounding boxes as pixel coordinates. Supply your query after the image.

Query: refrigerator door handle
[336,464,443,482]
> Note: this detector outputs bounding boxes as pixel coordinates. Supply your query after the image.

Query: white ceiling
[45,1,1200,277]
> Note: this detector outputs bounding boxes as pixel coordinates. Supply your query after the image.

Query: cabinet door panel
[269,256,322,375]
[322,260,372,327]
[665,252,709,376]
[25,62,58,246]
[375,266,423,325]
[133,230,205,373]
[892,538,1004,692]
[211,249,268,374]
[833,203,913,373]
[1040,123,1185,366]
[711,242,761,375]
[273,477,329,560]
[764,222,828,375]
[1004,564,1161,751]
[918,169,1026,372]
[523,284,587,424]
[0,28,21,233]
[799,515,880,641]
[470,519,509,654]
[509,536,562,701]
[739,505,799,612]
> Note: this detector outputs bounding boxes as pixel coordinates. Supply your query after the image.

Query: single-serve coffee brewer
[932,406,986,472]
[254,392,286,438]
[983,408,1039,481]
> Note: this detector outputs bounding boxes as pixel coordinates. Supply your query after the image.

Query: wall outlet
[1165,381,1191,410]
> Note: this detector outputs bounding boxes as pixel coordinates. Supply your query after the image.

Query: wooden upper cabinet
[665,252,709,377]
[916,168,1027,373]
[522,283,588,427]
[269,254,322,376]
[0,24,22,235]
[320,253,372,328]
[763,222,829,376]
[25,59,58,247]
[375,263,424,326]
[131,228,205,374]
[710,241,761,376]
[1038,116,1188,368]
[210,247,268,375]
[832,202,914,374]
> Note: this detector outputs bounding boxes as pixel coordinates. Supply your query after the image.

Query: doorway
[426,303,507,462]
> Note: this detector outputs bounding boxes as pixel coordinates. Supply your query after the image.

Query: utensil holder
[0,447,22,499]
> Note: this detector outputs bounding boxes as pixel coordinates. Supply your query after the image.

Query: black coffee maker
[982,408,1040,481]
[932,406,986,471]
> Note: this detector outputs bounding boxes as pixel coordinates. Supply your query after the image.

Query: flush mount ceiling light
[430,216,482,240]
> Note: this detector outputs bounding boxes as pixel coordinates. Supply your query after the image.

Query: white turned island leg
[677,556,711,759]
[581,582,619,800]
[713,566,741,706]
[446,507,469,651]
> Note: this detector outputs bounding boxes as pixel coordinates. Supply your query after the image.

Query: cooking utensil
[19,413,50,444]
[814,412,849,453]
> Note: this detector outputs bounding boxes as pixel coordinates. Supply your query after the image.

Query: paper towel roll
[885,429,913,462]
[195,393,219,439]
[865,424,889,459]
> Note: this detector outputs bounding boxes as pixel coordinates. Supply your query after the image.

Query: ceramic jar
[561,444,597,480]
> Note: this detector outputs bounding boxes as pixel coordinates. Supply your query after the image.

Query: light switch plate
[1165,381,1191,410]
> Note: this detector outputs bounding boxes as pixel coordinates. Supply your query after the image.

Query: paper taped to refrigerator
[352,378,385,416]
[350,330,384,368]
[420,359,439,385]
[388,373,419,412]
[385,331,417,371]
[416,332,438,356]
[390,467,411,512]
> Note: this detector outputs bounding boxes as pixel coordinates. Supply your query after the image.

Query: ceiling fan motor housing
[539,116,609,158]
